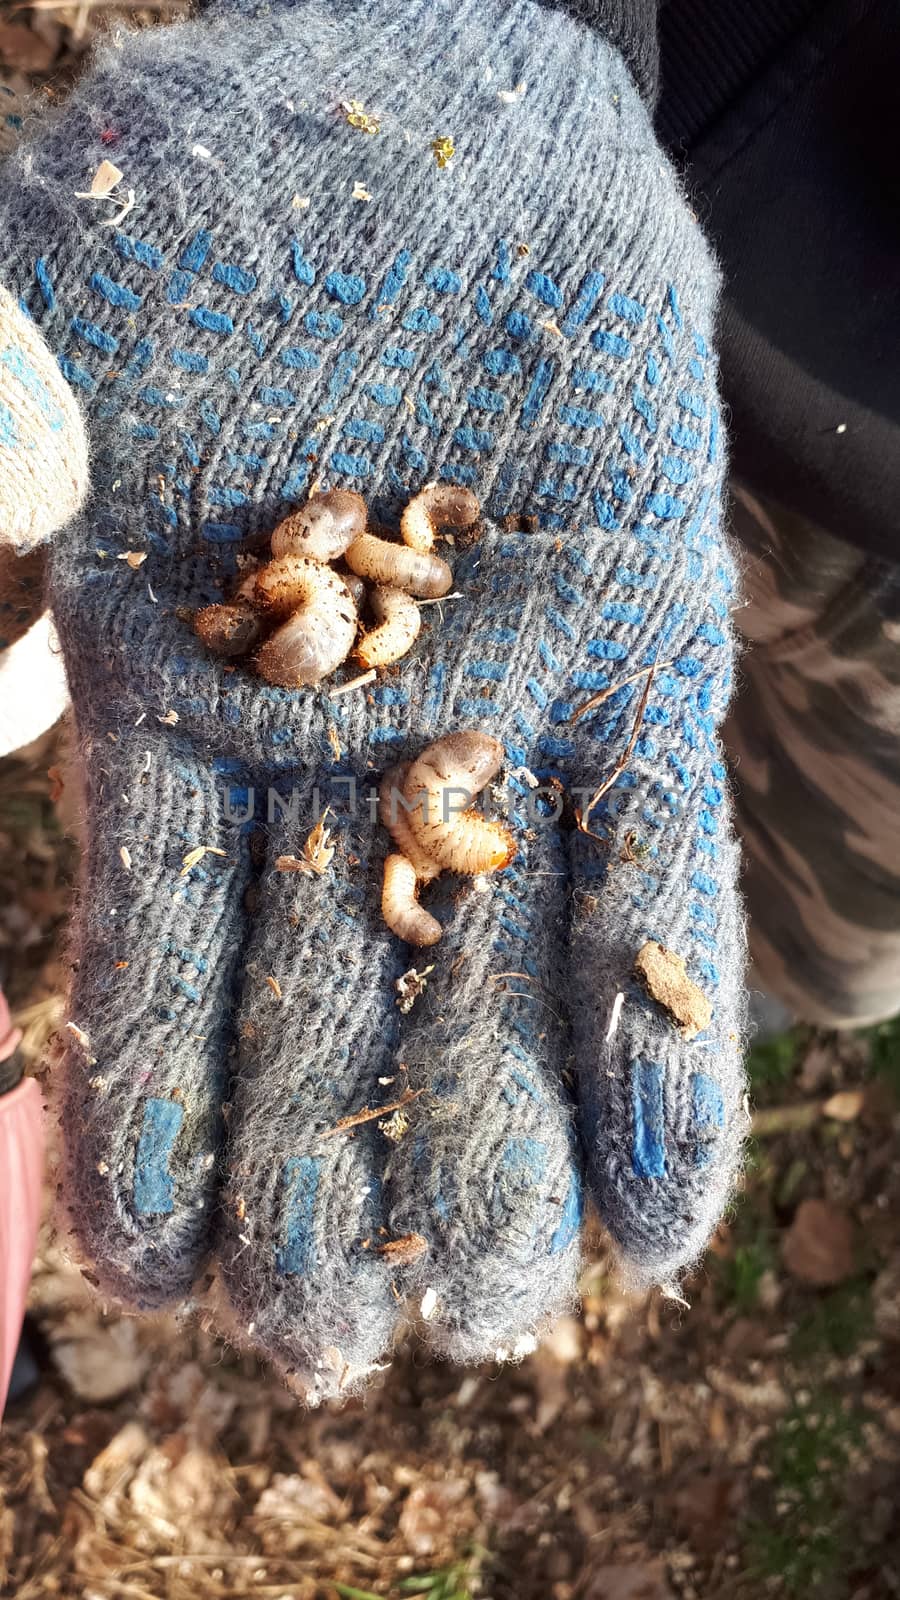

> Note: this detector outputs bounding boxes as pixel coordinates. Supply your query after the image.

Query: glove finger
[0,283,88,552]
[216,767,409,1402]
[384,782,582,1363]
[58,736,253,1307]
[568,685,748,1291]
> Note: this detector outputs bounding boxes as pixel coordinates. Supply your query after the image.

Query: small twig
[319,1086,422,1138]
[578,654,663,837]
[753,1102,823,1137]
[568,659,672,726]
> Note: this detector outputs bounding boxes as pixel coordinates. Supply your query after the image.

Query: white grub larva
[382,853,442,947]
[403,731,516,874]
[194,568,263,658]
[270,489,368,562]
[254,564,358,687]
[344,531,453,599]
[355,585,421,669]
[400,483,480,554]
[253,554,357,620]
[379,765,442,883]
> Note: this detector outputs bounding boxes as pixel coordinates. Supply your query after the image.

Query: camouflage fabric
[725,483,900,1027]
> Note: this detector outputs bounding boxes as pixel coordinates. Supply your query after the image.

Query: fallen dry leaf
[822,1089,865,1122]
[634,940,712,1040]
[118,550,147,569]
[583,1563,674,1600]
[0,22,57,74]
[49,1314,149,1403]
[782,1197,856,1287]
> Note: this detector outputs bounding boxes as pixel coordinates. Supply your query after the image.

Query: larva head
[0,284,89,551]
[270,489,367,562]
[194,601,263,658]
[401,484,480,554]
[430,730,506,794]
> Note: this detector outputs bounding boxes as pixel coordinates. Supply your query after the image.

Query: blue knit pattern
[0,0,746,1386]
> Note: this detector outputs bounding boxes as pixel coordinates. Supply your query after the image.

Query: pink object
[0,1077,44,1416]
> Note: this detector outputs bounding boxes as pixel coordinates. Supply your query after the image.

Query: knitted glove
[0,0,747,1396]
[0,284,85,751]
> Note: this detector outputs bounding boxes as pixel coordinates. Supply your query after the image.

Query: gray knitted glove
[0,0,747,1396]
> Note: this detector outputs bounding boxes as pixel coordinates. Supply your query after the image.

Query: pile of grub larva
[194,483,480,687]
[379,731,516,947]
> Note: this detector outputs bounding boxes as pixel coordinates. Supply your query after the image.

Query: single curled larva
[270,489,368,563]
[403,731,516,874]
[379,765,442,882]
[344,531,453,599]
[382,853,443,947]
[400,483,480,554]
[254,563,358,686]
[193,568,264,658]
[355,585,422,670]
[378,738,515,946]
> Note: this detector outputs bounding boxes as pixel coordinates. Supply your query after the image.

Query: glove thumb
[0,283,88,552]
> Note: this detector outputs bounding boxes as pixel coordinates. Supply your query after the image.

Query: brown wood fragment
[634,940,712,1041]
[375,1233,429,1266]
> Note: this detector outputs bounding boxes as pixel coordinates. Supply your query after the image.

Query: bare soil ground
[1,12,899,1597]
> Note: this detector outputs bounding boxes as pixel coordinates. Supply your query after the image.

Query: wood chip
[180,845,226,876]
[420,1287,438,1320]
[497,82,527,103]
[431,135,455,169]
[379,1108,410,1142]
[326,723,342,761]
[66,1021,94,1059]
[158,709,179,725]
[633,940,712,1041]
[118,550,147,569]
[327,669,376,699]
[274,815,335,878]
[395,965,435,1014]
[292,193,311,209]
[119,845,132,871]
[352,180,373,202]
[375,1233,429,1266]
[75,158,123,199]
[266,975,283,1000]
[341,99,380,135]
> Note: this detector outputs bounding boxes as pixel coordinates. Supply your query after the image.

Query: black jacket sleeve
[659,0,900,566]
